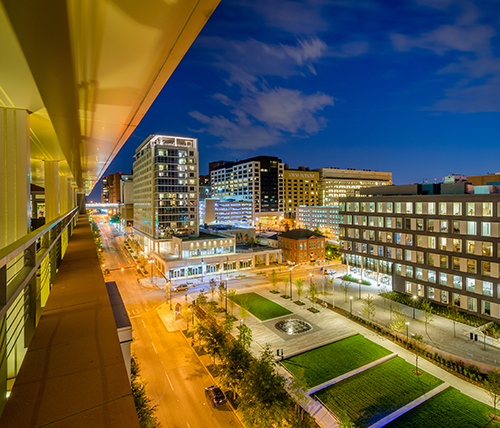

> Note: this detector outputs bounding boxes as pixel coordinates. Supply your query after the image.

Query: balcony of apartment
[0,210,138,427]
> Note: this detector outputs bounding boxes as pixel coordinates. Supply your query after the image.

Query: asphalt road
[94,215,242,428]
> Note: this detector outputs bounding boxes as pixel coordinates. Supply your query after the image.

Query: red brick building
[278,229,326,264]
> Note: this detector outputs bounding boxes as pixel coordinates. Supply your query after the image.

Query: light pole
[358,279,362,299]
[412,295,417,319]
[405,322,410,349]
[149,258,154,286]
[201,259,204,282]
[289,267,293,300]
[309,273,314,286]
[187,306,191,330]
[349,296,353,315]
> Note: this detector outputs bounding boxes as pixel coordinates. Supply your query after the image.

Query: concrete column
[44,161,59,222]
[377,260,380,284]
[265,253,269,266]
[59,175,68,215]
[360,257,364,280]
[0,108,30,249]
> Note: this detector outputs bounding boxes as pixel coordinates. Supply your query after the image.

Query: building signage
[287,172,316,179]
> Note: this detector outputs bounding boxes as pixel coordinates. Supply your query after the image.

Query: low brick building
[278,229,326,264]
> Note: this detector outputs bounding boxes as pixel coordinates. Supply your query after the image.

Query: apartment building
[315,167,392,206]
[133,134,199,243]
[339,183,500,320]
[296,206,340,240]
[210,156,284,226]
[284,167,320,219]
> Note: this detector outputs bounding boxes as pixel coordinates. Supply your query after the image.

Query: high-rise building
[107,172,127,203]
[119,175,134,229]
[315,167,392,206]
[101,176,109,203]
[210,156,284,226]
[339,182,500,320]
[133,135,199,244]
[284,166,320,219]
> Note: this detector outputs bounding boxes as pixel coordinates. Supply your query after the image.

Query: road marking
[141,319,146,328]
[152,342,158,354]
[130,315,140,319]
[165,372,174,391]
[187,423,191,428]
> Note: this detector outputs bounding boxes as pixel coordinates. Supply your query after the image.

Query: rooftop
[279,229,325,240]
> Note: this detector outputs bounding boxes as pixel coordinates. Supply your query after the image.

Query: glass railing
[0,208,78,408]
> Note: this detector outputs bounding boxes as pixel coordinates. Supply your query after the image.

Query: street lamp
[358,279,362,299]
[405,322,410,349]
[412,295,417,319]
[201,259,204,282]
[148,258,154,286]
[309,273,314,286]
[187,306,191,330]
[349,296,353,315]
[289,266,293,300]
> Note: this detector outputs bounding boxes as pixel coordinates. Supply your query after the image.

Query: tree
[421,299,434,334]
[205,323,227,365]
[218,281,227,310]
[131,355,158,427]
[209,278,217,301]
[283,275,290,296]
[220,340,252,401]
[340,280,351,303]
[486,370,500,419]
[362,294,376,321]
[295,278,304,302]
[197,290,208,306]
[227,288,236,316]
[448,301,459,338]
[237,323,253,348]
[248,237,256,248]
[270,269,278,292]
[325,242,342,261]
[239,299,249,324]
[411,333,426,375]
[287,367,308,413]
[238,345,290,428]
[222,312,235,333]
[309,283,319,308]
[379,285,389,311]
[190,319,208,348]
[390,304,407,334]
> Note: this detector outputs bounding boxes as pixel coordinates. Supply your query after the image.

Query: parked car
[205,385,227,408]
[324,269,337,275]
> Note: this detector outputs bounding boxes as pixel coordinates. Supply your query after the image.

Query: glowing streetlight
[405,322,410,349]
[349,296,353,315]
[412,295,417,319]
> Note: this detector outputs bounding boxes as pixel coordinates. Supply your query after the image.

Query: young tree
[227,288,236,316]
[390,304,407,334]
[190,319,209,348]
[448,301,459,338]
[218,281,227,310]
[379,284,389,311]
[340,280,351,302]
[197,290,208,306]
[283,275,290,296]
[222,312,235,333]
[362,294,376,321]
[239,299,249,324]
[287,367,308,410]
[209,278,217,301]
[309,283,319,308]
[270,269,278,292]
[486,370,500,419]
[411,333,426,375]
[237,323,253,348]
[421,299,434,334]
[295,278,304,302]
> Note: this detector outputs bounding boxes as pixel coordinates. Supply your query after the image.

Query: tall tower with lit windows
[133,135,199,242]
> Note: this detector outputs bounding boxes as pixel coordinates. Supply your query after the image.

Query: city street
[95,215,242,428]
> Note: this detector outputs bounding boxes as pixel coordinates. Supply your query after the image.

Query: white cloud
[189,87,333,149]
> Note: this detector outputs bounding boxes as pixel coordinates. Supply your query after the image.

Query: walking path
[155,270,496,428]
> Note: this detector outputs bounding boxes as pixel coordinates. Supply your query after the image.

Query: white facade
[296,206,340,240]
[315,168,392,206]
[133,135,199,239]
[205,198,254,227]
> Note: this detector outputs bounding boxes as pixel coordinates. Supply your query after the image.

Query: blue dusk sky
[92,0,500,199]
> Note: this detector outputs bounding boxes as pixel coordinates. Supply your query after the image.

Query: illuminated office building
[284,167,320,219]
[315,167,392,206]
[296,206,340,240]
[340,183,500,320]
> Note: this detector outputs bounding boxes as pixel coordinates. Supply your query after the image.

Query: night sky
[90,0,500,200]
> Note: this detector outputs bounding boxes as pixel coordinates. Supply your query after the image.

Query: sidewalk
[330,278,500,368]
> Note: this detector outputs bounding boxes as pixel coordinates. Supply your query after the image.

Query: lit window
[467,202,475,216]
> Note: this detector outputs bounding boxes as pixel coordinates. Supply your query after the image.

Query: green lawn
[231,292,292,321]
[385,387,497,428]
[282,334,392,388]
[315,357,443,427]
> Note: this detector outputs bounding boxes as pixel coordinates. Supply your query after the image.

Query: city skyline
[90,0,500,200]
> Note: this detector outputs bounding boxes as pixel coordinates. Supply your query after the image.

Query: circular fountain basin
[275,319,313,335]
